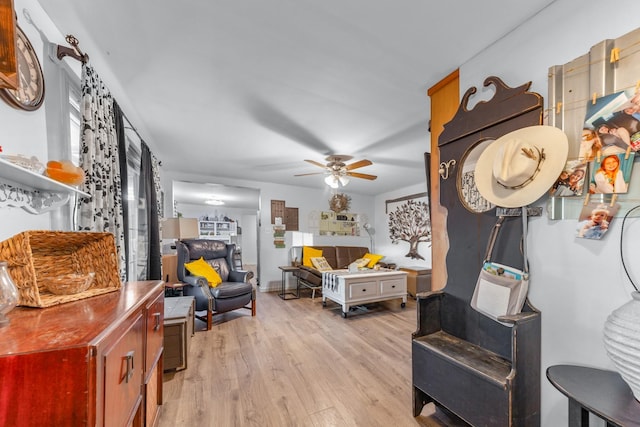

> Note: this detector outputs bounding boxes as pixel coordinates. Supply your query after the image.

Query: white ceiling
[37,0,556,208]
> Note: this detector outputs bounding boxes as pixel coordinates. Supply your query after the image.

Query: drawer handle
[362,289,366,292]
[153,312,161,331]
[391,285,396,289]
[124,351,135,383]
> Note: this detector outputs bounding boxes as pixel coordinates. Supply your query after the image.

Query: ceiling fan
[294,155,377,188]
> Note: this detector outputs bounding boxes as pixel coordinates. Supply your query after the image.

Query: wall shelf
[0,157,90,214]
[319,211,360,236]
[198,220,237,243]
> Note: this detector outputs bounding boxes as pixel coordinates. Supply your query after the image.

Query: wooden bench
[413,291,540,426]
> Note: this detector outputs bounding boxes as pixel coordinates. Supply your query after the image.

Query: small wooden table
[278,265,300,300]
[547,364,640,426]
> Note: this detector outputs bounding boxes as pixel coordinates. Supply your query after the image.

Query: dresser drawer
[348,280,378,300]
[103,312,145,427]
[145,292,164,376]
[380,278,406,296]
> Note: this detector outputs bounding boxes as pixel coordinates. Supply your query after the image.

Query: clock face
[0,25,45,111]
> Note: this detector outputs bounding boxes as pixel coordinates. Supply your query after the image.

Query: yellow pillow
[303,246,323,267]
[184,257,222,287]
[363,253,384,268]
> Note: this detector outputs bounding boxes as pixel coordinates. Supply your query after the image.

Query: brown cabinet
[0,281,164,427]
[144,291,165,426]
[163,296,195,371]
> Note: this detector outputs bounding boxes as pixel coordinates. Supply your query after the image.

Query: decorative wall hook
[439,159,456,180]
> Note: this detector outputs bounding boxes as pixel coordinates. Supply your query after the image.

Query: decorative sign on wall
[273,224,285,248]
[386,193,431,260]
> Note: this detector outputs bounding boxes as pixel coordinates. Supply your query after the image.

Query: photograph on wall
[575,202,619,240]
[588,152,634,194]
[583,89,640,158]
[550,160,587,197]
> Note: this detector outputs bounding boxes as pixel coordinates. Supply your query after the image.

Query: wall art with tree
[387,194,431,260]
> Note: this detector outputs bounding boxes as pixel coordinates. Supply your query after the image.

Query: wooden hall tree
[413,76,542,426]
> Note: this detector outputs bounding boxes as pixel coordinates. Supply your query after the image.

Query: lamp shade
[161,218,199,239]
[324,175,338,188]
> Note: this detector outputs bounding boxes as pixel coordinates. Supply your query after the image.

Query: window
[68,87,81,166]
[123,125,147,281]
[44,54,82,231]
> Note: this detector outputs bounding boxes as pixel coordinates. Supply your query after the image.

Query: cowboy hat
[475,125,568,208]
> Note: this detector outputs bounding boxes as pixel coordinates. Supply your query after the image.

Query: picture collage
[551,88,640,239]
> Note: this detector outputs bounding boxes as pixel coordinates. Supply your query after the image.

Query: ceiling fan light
[324,175,339,188]
[338,175,349,186]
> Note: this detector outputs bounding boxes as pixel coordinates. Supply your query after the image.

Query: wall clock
[0,24,45,111]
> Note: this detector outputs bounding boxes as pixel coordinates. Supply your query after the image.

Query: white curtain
[77,64,127,280]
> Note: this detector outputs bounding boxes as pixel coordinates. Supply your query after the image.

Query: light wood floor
[158,289,465,427]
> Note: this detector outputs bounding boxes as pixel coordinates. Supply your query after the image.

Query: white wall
[459,0,640,425]
[241,214,258,264]
[0,0,68,241]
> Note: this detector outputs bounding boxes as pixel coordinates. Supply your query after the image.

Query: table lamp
[161,218,199,253]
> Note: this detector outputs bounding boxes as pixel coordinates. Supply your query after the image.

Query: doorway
[171,180,261,284]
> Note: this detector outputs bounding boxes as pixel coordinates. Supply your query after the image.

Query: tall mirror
[457,138,495,213]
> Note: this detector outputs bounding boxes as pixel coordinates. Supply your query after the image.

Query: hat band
[496,147,546,190]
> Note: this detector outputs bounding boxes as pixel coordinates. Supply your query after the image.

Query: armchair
[176,239,255,330]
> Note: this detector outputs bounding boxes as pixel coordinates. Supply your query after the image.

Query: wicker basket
[0,231,121,307]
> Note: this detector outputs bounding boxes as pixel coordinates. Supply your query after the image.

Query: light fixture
[324,175,339,188]
[363,223,375,252]
[325,172,349,188]
[205,199,224,205]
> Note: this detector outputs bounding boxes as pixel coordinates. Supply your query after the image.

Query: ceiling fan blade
[294,172,325,177]
[304,159,328,169]
[345,159,372,170]
[347,172,377,180]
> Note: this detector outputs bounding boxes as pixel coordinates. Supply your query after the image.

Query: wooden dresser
[0,280,164,427]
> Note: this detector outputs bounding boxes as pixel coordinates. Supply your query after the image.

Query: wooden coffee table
[321,269,408,317]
